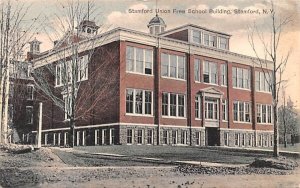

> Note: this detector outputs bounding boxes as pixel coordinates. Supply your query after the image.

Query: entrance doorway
[206,127,220,146]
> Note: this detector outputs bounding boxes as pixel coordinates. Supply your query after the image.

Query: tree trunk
[273,105,279,157]
[69,118,75,147]
[1,64,10,144]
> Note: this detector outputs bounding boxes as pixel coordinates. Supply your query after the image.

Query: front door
[206,127,220,146]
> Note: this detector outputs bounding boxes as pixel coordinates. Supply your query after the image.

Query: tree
[32,0,116,147]
[0,0,38,144]
[278,90,299,147]
[248,1,292,157]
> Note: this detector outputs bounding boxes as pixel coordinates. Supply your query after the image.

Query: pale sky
[16,0,300,108]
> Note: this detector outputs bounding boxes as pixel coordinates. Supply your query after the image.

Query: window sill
[125,113,154,117]
[126,71,154,77]
[257,123,273,125]
[256,90,272,94]
[162,116,186,119]
[202,82,218,86]
[195,118,202,120]
[233,121,252,124]
[232,87,251,91]
[161,76,186,82]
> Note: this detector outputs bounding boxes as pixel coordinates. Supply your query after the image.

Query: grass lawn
[279,143,300,152]
[75,145,271,164]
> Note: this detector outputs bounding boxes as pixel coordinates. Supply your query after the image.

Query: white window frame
[194,59,201,82]
[255,71,272,93]
[192,30,201,44]
[241,133,246,147]
[181,130,187,145]
[102,129,107,145]
[256,103,273,124]
[162,92,186,118]
[222,99,228,121]
[221,64,227,86]
[232,67,251,90]
[45,133,48,145]
[224,132,229,146]
[195,95,201,119]
[233,101,251,123]
[161,53,186,80]
[172,130,178,145]
[110,128,115,145]
[127,129,134,144]
[77,55,89,81]
[137,129,143,145]
[126,46,153,76]
[126,88,153,116]
[64,132,68,146]
[219,37,228,50]
[147,129,154,145]
[162,130,169,145]
[196,131,201,146]
[205,98,219,120]
[95,129,100,145]
[203,61,217,85]
[235,133,240,146]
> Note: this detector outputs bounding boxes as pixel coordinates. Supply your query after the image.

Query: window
[192,30,201,44]
[195,95,201,119]
[137,129,143,144]
[110,129,115,145]
[126,89,153,116]
[233,101,251,123]
[26,106,33,124]
[224,132,229,146]
[258,134,263,147]
[78,55,89,81]
[203,61,217,84]
[126,46,153,75]
[163,130,168,145]
[248,134,254,147]
[222,100,228,121]
[219,37,228,50]
[232,67,251,89]
[205,98,218,120]
[95,130,100,145]
[147,129,153,144]
[161,53,186,80]
[255,71,272,92]
[270,135,273,147]
[241,134,246,146]
[55,63,62,86]
[235,133,240,146]
[194,59,201,82]
[221,64,227,86]
[27,85,34,100]
[127,129,133,144]
[55,55,89,87]
[204,34,209,46]
[196,132,201,146]
[256,104,272,124]
[64,95,72,120]
[209,35,217,47]
[162,93,186,118]
[181,131,187,145]
[172,130,177,144]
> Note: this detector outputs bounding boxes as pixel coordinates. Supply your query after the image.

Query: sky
[13,0,300,108]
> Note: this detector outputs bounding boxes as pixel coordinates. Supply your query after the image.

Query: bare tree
[32,0,115,147]
[278,90,298,147]
[248,1,293,157]
[0,0,38,144]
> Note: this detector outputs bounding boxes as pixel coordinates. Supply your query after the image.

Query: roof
[77,20,99,29]
[160,24,231,37]
[147,14,166,27]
